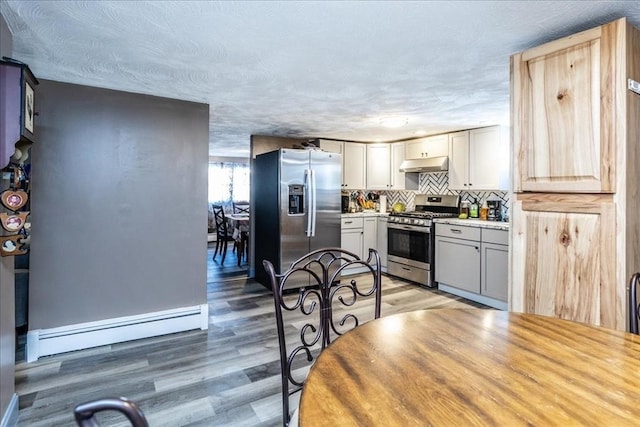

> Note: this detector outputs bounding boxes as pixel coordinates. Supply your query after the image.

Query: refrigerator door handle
[305,169,313,237]
[310,168,317,237]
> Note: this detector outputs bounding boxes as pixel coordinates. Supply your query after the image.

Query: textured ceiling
[2,1,639,158]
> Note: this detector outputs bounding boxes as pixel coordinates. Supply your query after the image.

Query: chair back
[263,247,382,427]
[630,272,640,334]
[74,397,148,427]
[233,201,250,214]
[212,204,229,238]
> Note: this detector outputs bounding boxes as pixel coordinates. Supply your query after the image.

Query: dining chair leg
[221,240,228,264]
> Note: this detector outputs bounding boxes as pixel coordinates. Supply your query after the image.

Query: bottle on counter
[470,198,479,218]
[480,200,489,220]
[459,200,470,218]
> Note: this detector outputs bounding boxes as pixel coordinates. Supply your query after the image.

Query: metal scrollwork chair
[630,272,640,334]
[74,397,149,427]
[263,247,382,427]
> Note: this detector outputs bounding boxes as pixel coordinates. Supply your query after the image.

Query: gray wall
[29,80,208,328]
[0,11,16,424]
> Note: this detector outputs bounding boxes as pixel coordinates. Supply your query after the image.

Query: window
[208,162,250,203]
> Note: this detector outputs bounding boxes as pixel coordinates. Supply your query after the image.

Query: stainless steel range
[387,194,459,287]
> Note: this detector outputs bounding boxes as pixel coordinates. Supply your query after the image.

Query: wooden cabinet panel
[363,217,377,259]
[510,194,619,329]
[512,23,620,193]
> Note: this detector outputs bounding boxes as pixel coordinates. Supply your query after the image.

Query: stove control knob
[403,218,410,224]
[417,220,425,226]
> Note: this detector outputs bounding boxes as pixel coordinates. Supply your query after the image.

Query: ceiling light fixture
[379,117,408,128]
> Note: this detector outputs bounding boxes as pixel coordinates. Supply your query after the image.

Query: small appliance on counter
[341,194,350,213]
[487,200,503,221]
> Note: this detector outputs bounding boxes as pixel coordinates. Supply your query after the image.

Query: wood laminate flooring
[15,260,487,426]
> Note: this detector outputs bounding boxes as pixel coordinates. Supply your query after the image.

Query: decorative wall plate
[0,189,28,210]
[0,212,28,232]
[0,235,27,257]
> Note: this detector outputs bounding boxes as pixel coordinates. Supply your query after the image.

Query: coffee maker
[487,200,503,221]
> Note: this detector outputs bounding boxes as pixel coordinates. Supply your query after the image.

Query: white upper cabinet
[390,142,406,190]
[365,142,407,190]
[343,142,366,189]
[449,126,508,191]
[366,144,391,190]
[319,140,366,189]
[405,134,449,159]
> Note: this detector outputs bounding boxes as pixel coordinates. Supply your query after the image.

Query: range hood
[399,156,449,173]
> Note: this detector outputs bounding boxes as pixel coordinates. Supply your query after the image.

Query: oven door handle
[388,223,429,232]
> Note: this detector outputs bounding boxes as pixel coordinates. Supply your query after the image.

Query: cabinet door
[341,228,364,274]
[468,126,501,190]
[435,236,480,293]
[389,142,405,190]
[481,242,508,301]
[405,134,449,159]
[510,193,619,329]
[319,140,343,155]
[511,21,620,193]
[376,217,388,268]
[362,217,377,260]
[366,144,390,190]
[343,142,366,189]
[448,130,469,190]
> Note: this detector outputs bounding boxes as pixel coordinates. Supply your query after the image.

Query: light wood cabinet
[512,22,615,193]
[510,18,640,331]
[366,142,407,190]
[405,134,448,159]
[449,127,505,191]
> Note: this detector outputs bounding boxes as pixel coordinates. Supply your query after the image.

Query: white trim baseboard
[26,304,208,363]
[0,393,18,427]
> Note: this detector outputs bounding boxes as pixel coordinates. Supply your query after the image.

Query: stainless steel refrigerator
[254,148,342,288]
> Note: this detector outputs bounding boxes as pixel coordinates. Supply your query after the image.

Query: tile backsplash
[377,172,510,217]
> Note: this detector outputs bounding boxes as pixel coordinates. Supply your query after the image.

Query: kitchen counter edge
[341,212,390,218]
[434,218,509,230]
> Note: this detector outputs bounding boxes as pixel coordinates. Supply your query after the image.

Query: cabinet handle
[402,267,411,271]
[450,229,462,234]
[344,221,353,224]
[463,183,467,186]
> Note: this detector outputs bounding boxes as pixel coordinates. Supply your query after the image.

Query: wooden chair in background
[212,204,236,264]
[232,201,250,214]
[262,248,382,427]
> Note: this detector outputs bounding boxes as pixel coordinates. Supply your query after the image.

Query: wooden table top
[299,309,640,426]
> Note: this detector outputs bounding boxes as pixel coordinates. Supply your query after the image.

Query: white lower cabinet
[435,223,508,309]
[376,217,388,269]
[341,215,380,275]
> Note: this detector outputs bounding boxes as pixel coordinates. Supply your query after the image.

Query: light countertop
[434,217,509,230]
[341,212,390,218]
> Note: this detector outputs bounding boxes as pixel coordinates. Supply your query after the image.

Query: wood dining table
[299,309,640,426]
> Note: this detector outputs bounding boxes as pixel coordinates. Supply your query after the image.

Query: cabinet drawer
[435,224,480,241]
[482,228,508,245]
[341,217,364,229]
